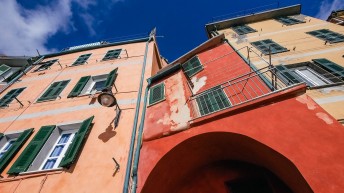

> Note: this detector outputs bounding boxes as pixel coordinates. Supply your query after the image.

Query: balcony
[189,65,303,119]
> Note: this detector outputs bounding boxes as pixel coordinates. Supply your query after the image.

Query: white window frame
[24,121,84,174]
[0,138,17,158]
[292,66,332,87]
[80,74,107,95]
[0,67,20,84]
[39,129,77,171]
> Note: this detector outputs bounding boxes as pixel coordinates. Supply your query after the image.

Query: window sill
[18,168,64,176]
[147,98,166,107]
[262,49,289,55]
[35,98,59,103]
[306,82,344,90]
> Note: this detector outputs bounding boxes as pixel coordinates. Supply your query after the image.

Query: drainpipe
[130,79,150,193]
[123,36,152,193]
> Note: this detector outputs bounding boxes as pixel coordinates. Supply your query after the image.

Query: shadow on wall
[98,124,117,143]
[141,132,313,193]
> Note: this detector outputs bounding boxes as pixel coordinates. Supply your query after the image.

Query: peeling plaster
[192,76,207,93]
[296,95,317,110]
[316,112,334,125]
[155,73,191,133]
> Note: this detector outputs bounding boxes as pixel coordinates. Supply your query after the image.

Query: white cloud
[0,0,122,56]
[315,0,344,20]
[80,13,97,36]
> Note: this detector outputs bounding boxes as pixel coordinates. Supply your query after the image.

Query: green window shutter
[34,59,58,72]
[103,49,122,60]
[59,116,94,168]
[72,54,91,66]
[149,83,165,105]
[182,56,203,77]
[251,39,288,55]
[37,80,70,102]
[0,128,33,173]
[275,65,301,84]
[0,64,11,76]
[0,133,3,140]
[313,59,344,79]
[7,125,55,174]
[4,70,22,83]
[67,76,91,98]
[0,87,25,107]
[306,29,344,43]
[232,25,256,35]
[276,17,303,25]
[196,86,231,116]
[104,68,118,90]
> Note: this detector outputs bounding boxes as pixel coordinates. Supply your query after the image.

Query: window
[276,59,344,87]
[40,131,76,170]
[275,16,304,25]
[0,64,21,83]
[7,116,94,174]
[149,83,165,105]
[0,129,33,173]
[0,87,25,108]
[0,64,11,77]
[306,29,344,43]
[67,68,118,98]
[37,80,70,102]
[196,86,231,116]
[251,39,288,55]
[102,49,122,61]
[71,54,91,66]
[232,25,257,35]
[182,56,203,77]
[34,59,58,72]
[0,140,17,159]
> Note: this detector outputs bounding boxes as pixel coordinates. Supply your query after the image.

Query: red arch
[140,132,313,193]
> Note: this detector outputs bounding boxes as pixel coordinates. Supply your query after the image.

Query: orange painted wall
[0,40,161,192]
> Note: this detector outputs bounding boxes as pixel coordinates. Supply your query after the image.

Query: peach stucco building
[205,4,344,124]
[0,34,164,192]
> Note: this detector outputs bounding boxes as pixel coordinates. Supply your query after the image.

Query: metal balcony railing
[189,66,301,119]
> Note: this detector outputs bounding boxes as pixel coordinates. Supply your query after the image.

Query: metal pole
[14,97,24,107]
[268,46,276,90]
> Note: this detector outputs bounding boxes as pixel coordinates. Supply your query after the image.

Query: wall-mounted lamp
[97,89,122,128]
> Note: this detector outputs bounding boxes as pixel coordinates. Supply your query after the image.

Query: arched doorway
[141,132,313,193]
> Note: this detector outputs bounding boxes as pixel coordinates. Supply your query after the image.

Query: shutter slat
[313,58,344,78]
[0,87,25,107]
[104,68,118,90]
[72,54,91,66]
[7,126,55,174]
[0,128,33,173]
[0,64,11,76]
[149,83,165,105]
[37,80,70,102]
[67,76,91,98]
[182,56,203,77]
[275,65,301,84]
[196,86,230,116]
[59,116,94,168]
[103,49,122,60]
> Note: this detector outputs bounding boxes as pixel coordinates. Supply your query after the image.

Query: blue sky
[0,0,343,62]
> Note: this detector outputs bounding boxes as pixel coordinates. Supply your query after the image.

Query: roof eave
[205,4,302,37]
